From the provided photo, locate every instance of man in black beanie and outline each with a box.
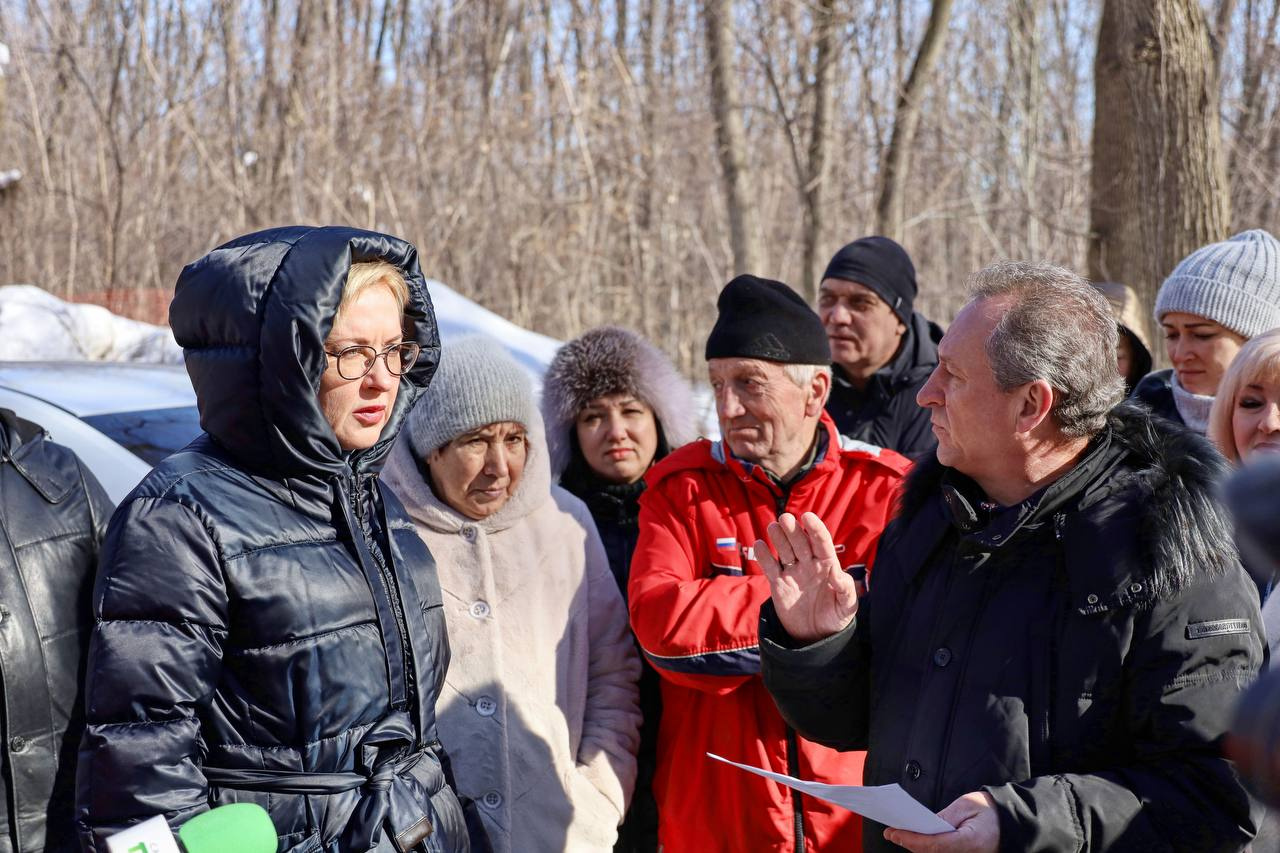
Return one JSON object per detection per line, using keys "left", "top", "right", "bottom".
{"left": 819, "top": 236, "right": 943, "bottom": 459}
{"left": 627, "top": 273, "right": 911, "bottom": 852}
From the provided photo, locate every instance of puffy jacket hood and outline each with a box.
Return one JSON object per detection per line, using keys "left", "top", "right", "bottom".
{"left": 170, "top": 225, "right": 439, "bottom": 479}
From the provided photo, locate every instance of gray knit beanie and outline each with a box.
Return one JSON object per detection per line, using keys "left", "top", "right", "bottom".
{"left": 406, "top": 335, "right": 539, "bottom": 457}
{"left": 1154, "top": 229, "right": 1280, "bottom": 339}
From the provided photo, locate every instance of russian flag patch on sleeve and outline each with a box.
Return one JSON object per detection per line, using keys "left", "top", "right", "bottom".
{"left": 715, "top": 537, "right": 737, "bottom": 551}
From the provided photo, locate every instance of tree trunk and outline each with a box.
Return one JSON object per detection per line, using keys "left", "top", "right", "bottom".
{"left": 704, "top": 0, "right": 764, "bottom": 275}
{"left": 874, "top": 0, "right": 955, "bottom": 239}
{"left": 1088, "top": 0, "right": 1230, "bottom": 352}
{"left": 800, "top": 0, "right": 836, "bottom": 301}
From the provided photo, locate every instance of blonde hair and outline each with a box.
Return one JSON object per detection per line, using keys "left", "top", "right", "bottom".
{"left": 337, "top": 260, "right": 409, "bottom": 321}
{"left": 1209, "top": 328, "right": 1280, "bottom": 462}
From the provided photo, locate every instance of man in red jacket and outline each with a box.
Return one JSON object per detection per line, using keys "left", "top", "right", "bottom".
{"left": 629, "top": 275, "right": 910, "bottom": 852}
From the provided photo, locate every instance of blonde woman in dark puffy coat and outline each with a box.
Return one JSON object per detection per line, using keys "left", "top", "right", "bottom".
{"left": 540, "top": 326, "right": 697, "bottom": 852}
{"left": 76, "top": 227, "right": 467, "bottom": 853}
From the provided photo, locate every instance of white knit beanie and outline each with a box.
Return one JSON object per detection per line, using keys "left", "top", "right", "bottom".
{"left": 405, "top": 335, "right": 540, "bottom": 457}
{"left": 1154, "top": 229, "right": 1280, "bottom": 339}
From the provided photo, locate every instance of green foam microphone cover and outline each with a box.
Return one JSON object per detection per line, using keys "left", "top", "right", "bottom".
{"left": 177, "top": 803, "right": 277, "bottom": 853}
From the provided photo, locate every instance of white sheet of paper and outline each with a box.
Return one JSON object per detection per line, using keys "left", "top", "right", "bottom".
{"left": 707, "top": 752, "right": 955, "bottom": 835}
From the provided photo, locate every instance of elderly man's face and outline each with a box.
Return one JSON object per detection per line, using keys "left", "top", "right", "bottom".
{"left": 917, "top": 297, "right": 1023, "bottom": 479}
{"left": 708, "top": 357, "right": 824, "bottom": 476}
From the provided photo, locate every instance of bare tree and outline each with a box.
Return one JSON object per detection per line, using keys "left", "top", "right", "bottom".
{"left": 1089, "top": 0, "right": 1231, "bottom": 342}
{"left": 704, "top": 0, "right": 764, "bottom": 274}
{"left": 874, "top": 0, "right": 955, "bottom": 239}
{"left": 0, "top": 0, "right": 1276, "bottom": 379}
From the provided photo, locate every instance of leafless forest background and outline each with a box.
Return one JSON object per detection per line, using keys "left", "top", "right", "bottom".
{"left": 0, "top": 0, "right": 1277, "bottom": 374}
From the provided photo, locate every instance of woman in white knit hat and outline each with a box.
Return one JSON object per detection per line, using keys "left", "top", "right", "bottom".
{"left": 1134, "top": 229, "right": 1280, "bottom": 433}
{"left": 382, "top": 335, "right": 641, "bottom": 853}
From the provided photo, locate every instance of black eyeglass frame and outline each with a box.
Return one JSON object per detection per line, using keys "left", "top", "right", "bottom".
{"left": 324, "top": 342, "right": 422, "bottom": 380}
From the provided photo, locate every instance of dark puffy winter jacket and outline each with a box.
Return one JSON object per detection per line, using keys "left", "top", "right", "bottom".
{"left": 76, "top": 226, "right": 468, "bottom": 853}
{"left": 0, "top": 411, "right": 112, "bottom": 853}
{"left": 825, "top": 312, "right": 942, "bottom": 459}
{"left": 762, "top": 403, "right": 1263, "bottom": 852}
{"left": 1131, "top": 367, "right": 1185, "bottom": 426}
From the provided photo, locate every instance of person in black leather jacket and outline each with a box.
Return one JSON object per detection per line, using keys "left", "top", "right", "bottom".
{"left": 75, "top": 226, "right": 469, "bottom": 853}
{"left": 540, "top": 326, "right": 697, "bottom": 852}
{"left": 0, "top": 410, "right": 112, "bottom": 853}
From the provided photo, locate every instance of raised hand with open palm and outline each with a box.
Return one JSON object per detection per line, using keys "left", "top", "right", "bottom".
{"left": 755, "top": 511, "right": 859, "bottom": 643}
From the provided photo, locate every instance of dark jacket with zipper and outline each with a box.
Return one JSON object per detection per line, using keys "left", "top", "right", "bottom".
{"left": 75, "top": 226, "right": 468, "bottom": 853}
{"left": 0, "top": 411, "right": 112, "bottom": 853}
{"left": 761, "top": 403, "right": 1263, "bottom": 852}
{"left": 825, "top": 312, "right": 943, "bottom": 459}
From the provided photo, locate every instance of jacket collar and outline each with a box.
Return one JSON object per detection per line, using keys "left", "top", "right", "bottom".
{"left": 710, "top": 412, "right": 838, "bottom": 488}
{"left": 894, "top": 402, "right": 1235, "bottom": 599}
{"left": 0, "top": 408, "right": 77, "bottom": 503}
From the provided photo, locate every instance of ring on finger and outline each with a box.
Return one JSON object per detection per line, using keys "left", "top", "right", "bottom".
{"left": 780, "top": 559, "right": 798, "bottom": 569}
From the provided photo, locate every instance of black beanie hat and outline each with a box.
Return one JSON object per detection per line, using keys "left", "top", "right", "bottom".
{"left": 821, "top": 236, "right": 917, "bottom": 325}
{"left": 705, "top": 274, "right": 830, "bottom": 364}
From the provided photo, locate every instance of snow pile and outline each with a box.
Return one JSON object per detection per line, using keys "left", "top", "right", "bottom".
{"left": 427, "top": 281, "right": 561, "bottom": 387}
{"left": 0, "top": 286, "right": 185, "bottom": 363}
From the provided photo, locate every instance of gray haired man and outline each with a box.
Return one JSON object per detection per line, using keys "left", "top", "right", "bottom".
{"left": 758, "top": 262, "right": 1263, "bottom": 852}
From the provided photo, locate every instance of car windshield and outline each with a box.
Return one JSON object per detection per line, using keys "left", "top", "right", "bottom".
{"left": 83, "top": 406, "right": 203, "bottom": 466}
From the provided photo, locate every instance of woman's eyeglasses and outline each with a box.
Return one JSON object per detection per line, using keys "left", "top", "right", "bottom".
{"left": 324, "top": 342, "right": 421, "bottom": 380}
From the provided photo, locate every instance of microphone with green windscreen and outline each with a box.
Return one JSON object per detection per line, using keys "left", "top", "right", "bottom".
{"left": 104, "top": 803, "right": 277, "bottom": 853}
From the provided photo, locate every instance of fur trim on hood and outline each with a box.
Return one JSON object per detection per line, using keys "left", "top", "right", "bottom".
{"left": 895, "top": 401, "right": 1236, "bottom": 600}
{"left": 542, "top": 326, "right": 699, "bottom": 476}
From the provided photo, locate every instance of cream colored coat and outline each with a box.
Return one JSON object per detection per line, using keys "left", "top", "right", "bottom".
{"left": 383, "top": 431, "right": 641, "bottom": 853}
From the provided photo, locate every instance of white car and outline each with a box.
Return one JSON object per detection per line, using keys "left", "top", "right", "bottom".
{"left": 0, "top": 362, "right": 200, "bottom": 504}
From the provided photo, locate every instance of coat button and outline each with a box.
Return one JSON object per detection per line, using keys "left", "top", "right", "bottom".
{"left": 1129, "top": 582, "right": 1143, "bottom": 594}
{"left": 475, "top": 695, "right": 498, "bottom": 717}
{"left": 1086, "top": 593, "right": 1099, "bottom": 605}
{"left": 904, "top": 760, "right": 921, "bottom": 780}
{"left": 932, "top": 647, "right": 952, "bottom": 667}
{"left": 481, "top": 790, "right": 503, "bottom": 809}
{"left": 469, "top": 601, "right": 491, "bottom": 619}
{"left": 461, "top": 525, "right": 477, "bottom": 542}
{"left": 9, "top": 736, "right": 27, "bottom": 753}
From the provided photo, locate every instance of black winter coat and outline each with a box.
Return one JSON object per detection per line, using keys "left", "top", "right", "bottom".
{"left": 1131, "top": 368, "right": 1185, "bottom": 426}
{"left": 0, "top": 411, "right": 112, "bottom": 853}
{"left": 76, "top": 227, "right": 468, "bottom": 853}
{"left": 825, "top": 312, "right": 942, "bottom": 459}
{"left": 762, "top": 404, "right": 1263, "bottom": 852}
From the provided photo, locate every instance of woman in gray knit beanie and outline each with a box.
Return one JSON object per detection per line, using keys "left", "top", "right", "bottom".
{"left": 382, "top": 335, "right": 641, "bottom": 852}
{"left": 1134, "top": 229, "right": 1280, "bottom": 433}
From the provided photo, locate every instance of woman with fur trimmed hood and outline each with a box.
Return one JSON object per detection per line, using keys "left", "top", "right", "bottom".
{"left": 541, "top": 326, "right": 697, "bottom": 853}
